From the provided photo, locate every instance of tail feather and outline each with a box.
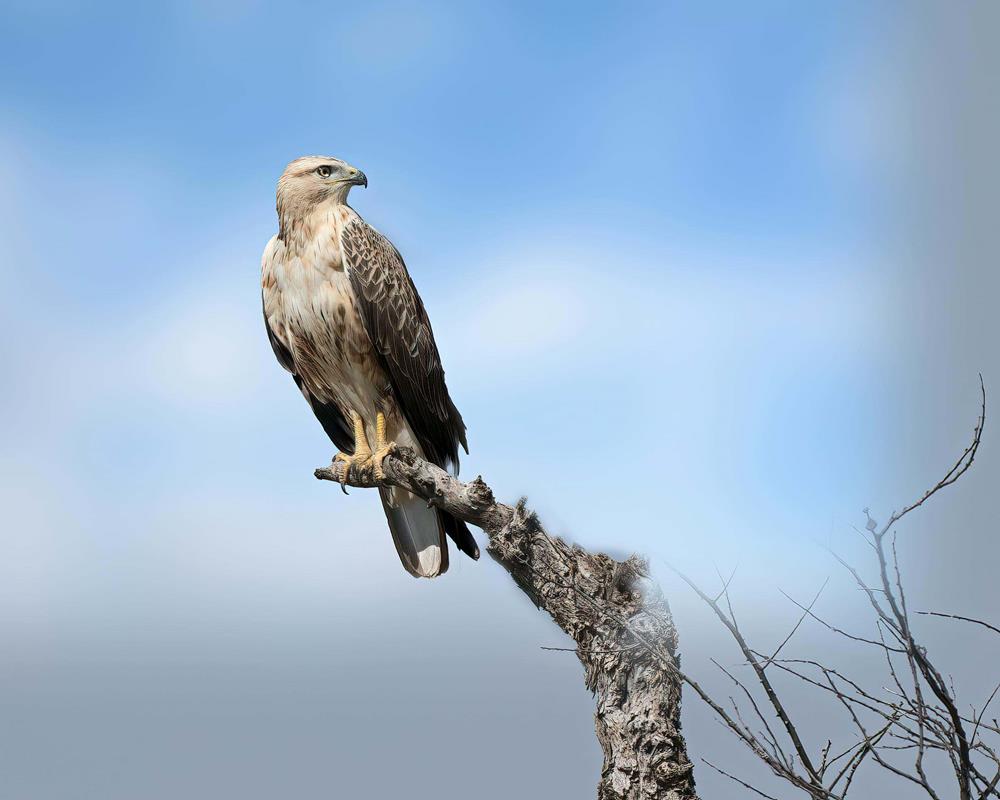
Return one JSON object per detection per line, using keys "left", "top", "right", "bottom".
{"left": 379, "top": 486, "right": 448, "bottom": 578}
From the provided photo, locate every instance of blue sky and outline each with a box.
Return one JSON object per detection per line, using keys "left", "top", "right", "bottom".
{"left": 2, "top": 0, "right": 900, "bottom": 539}
{"left": 2, "top": 2, "right": 997, "bottom": 798}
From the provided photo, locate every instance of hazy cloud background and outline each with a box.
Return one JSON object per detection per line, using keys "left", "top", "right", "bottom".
{"left": 1, "top": 2, "right": 997, "bottom": 798}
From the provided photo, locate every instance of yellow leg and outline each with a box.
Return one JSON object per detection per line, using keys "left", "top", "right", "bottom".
{"left": 351, "top": 410, "right": 372, "bottom": 459}
{"left": 333, "top": 410, "right": 373, "bottom": 490}
{"left": 371, "top": 411, "right": 396, "bottom": 481}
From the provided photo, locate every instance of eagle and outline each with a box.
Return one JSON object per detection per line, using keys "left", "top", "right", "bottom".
{"left": 261, "top": 155, "right": 479, "bottom": 577}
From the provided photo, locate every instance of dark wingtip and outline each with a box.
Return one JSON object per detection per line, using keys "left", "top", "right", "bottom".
{"left": 464, "top": 537, "right": 481, "bottom": 560}
{"left": 462, "top": 540, "right": 481, "bottom": 560}
{"left": 441, "top": 514, "right": 479, "bottom": 561}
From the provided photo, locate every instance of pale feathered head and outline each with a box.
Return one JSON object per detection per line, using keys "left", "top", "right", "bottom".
{"left": 276, "top": 155, "right": 367, "bottom": 226}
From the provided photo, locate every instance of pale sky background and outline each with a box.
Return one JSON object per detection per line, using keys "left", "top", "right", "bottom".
{"left": 1, "top": 2, "right": 997, "bottom": 798}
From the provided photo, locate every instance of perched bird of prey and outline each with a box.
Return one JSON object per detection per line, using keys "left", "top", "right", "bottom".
{"left": 261, "top": 155, "right": 479, "bottom": 577}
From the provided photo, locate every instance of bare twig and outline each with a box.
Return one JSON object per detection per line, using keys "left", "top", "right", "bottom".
{"left": 701, "top": 760, "right": 780, "bottom": 800}
{"left": 760, "top": 578, "right": 830, "bottom": 668}
{"left": 917, "top": 611, "right": 1000, "bottom": 638}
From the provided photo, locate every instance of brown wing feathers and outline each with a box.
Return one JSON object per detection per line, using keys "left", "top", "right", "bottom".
{"left": 340, "top": 219, "right": 467, "bottom": 471}
{"left": 340, "top": 219, "right": 479, "bottom": 562}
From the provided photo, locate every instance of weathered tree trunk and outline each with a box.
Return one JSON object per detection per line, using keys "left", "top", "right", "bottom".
{"left": 316, "top": 447, "right": 698, "bottom": 800}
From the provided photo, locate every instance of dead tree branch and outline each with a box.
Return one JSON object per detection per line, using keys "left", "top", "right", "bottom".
{"left": 315, "top": 447, "right": 698, "bottom": 800}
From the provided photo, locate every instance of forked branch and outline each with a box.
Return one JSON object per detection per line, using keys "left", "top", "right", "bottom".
{"left": 672, "top": 377, "right": 991, "bottom": 800}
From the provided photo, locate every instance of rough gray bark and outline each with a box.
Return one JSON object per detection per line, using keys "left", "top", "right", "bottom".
{"left": 316, "top": 447, "right": 698, "bottom": 800}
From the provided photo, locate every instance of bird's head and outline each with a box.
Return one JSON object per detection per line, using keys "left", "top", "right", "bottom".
{"left": 276, "top": 155, "right": 367, "bottom": 225}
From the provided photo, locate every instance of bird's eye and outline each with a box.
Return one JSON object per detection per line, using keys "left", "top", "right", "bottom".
{"left": 317, "top": 165, "right": 333, "bottom": 178}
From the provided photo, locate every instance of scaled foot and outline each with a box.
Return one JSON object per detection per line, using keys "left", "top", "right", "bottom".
{"left": 371, "top": 411, "right": 397, "bottom": 481}
{"left": 333, "top": 410, "right": 374, "bottom": 491}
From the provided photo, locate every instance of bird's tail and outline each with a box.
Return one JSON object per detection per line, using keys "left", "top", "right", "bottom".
{"left": 379, "top": 485, "right": 449, "bottom": 578}
{"left": 377, "top": 423, "right": 480, "bottom": 578}
{"left": 378, "top": 490, "right": 481, "bottom": 579}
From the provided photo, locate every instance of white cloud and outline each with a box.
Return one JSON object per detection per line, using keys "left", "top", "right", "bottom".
{"left": 435, "top": 238, "right": 897, "bottom": 384}
{"left": 139, "top": 288, "right": 266, "bottom": 409}
{"left": 441, "top": 275, "right": 590, "bottom": 373}
{"left": 0, "top": 455, "right": 86, "bottom": 633}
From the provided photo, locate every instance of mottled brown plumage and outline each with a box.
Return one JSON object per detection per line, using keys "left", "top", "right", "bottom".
{"left": 340, "top": 218, "right": 468, "bottom": 470}
{"left": 261, "top": 155, "right": 477, "bottom": 577}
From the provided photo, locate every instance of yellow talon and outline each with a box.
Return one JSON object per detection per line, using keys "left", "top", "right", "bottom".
{"left": 333, "top": 451, "right": 353, "bottom": 492}
{"left": 333, "top": 410, "right": 374, "bottom": 491}
{"left": 331, "top": 410, "right": 395, "bottom": 485}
